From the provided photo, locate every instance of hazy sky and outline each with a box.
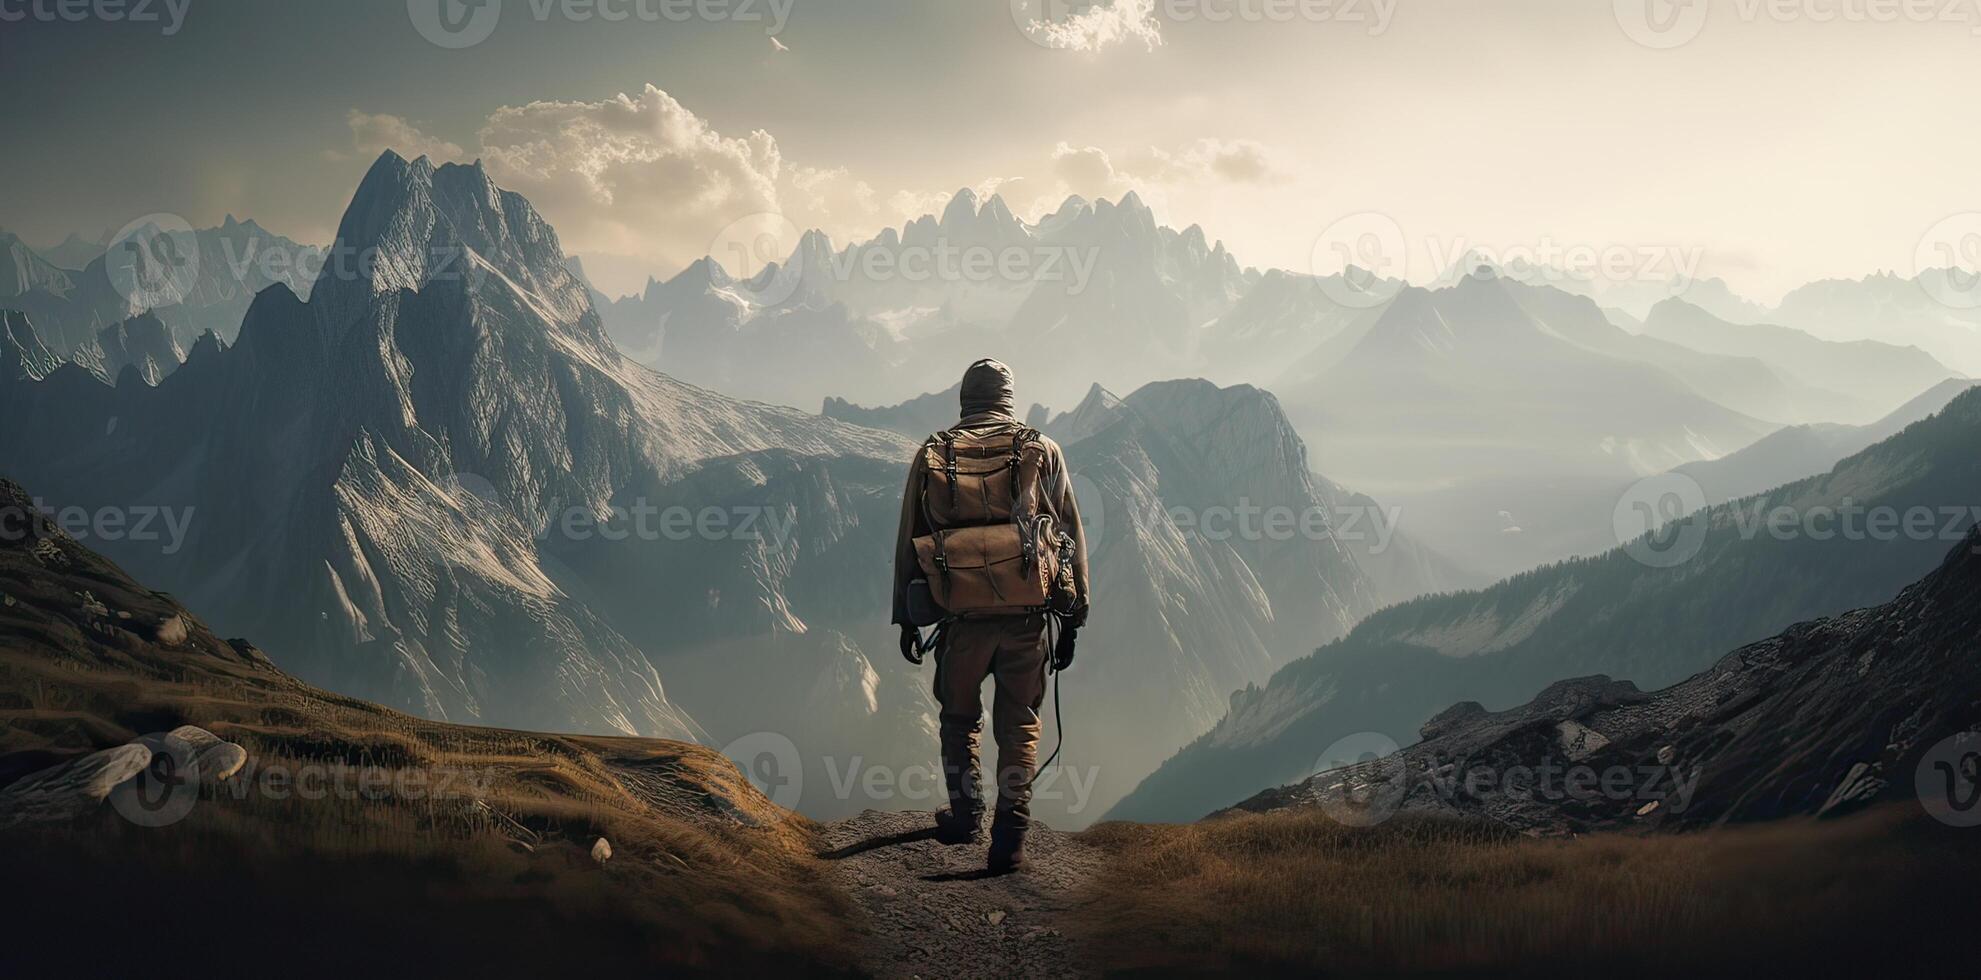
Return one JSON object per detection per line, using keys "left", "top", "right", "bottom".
{"left": 5, "top": 0, "right": 1980, "bottom": 299}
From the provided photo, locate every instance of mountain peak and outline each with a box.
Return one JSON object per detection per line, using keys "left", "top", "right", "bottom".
{"left": 939, "top": 188, "right": 981, "bottom": 227}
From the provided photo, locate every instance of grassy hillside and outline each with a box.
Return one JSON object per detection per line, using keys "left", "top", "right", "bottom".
{"left": 0, "top": 478, "right": 856, "bottom": 976}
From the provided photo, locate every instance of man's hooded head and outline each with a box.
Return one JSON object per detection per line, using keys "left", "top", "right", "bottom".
{"left": 959, "top": 358, "right": 1016, "bottom": 418}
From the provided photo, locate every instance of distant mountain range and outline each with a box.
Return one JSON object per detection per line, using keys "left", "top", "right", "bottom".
{"left": 1111, "top": 384, "right": 1981, "bottom": 823}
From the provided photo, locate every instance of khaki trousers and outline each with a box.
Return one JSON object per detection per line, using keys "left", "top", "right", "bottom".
{"left": 934, "top": 614, "right": 1049, "bottom": 829}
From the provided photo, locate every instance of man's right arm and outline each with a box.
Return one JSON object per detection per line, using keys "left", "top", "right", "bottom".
{"left": 890, "top": 448, "right": 929, "bottom": 627}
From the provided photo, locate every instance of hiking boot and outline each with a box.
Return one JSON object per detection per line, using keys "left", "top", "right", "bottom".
{"left": 987, "top": 822, "right": 1027, "bottom": 873}
{"left": 933, "top": 806, "right": 982, "bottom": 845}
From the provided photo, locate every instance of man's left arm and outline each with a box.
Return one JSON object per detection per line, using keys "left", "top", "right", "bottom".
{"left": 1045, "top": 441, "right": 1090, "bottom": 628}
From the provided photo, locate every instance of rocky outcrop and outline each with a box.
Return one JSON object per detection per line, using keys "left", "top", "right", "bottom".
{"left": 1230, "top": 525, "right": 1981, "bottom": 834}
{"left": 0, "top": 744, "right": 150, "bottom": 828}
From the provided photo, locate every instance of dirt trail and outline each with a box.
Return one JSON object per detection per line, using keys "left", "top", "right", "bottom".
{"left": 820, "top": 810, "right": 1104, "bottom": 979}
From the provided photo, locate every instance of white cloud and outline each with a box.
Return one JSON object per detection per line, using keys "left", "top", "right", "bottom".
{"left": 1145, "top": 139, "right": 1282, "bottom": 185}
{"left": 1050, "top": 138, "right": 1283, "bottom": 201}
{"left": 460, "top": 84, "right": 880, "bottom": 290}
{"left": 1018, "top": 0, "right": 1163, "bottom": 53}
{"left": 346, "top": 111, "right": 465, "bottom": 163}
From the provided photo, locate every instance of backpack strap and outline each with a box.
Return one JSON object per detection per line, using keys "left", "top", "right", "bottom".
{"left": 939, "top": 430, "right": 959, "bottom": 509}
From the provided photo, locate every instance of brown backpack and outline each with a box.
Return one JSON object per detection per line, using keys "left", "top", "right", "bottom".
{"left": 910, "top": 426, "right": 1076, "bottom": 620}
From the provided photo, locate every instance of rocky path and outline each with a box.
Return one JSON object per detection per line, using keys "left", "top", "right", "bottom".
{"left": 819, "top": 810, "right": 1104, "bottom": 979}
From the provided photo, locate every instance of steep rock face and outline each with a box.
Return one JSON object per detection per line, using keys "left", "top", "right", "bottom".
{"left": 69, "top": 312, "right": 186, "bottom": 385}
{"left": 1, "top": 311, "right": 61, "bottom": 382}
{"left": 1111, "top": 386, "right": 1981, "bottom": 823}
{"left": 0, "top": 232, "right": 76, "bottom": 298}
{"left": 0, "top": 152, "right": 906, "bottom": 742}
{"left": 1234, "top": 525, "right": 1981, "bottom": 835}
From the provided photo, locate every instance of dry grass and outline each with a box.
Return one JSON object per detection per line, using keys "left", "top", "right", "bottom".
{"left": 1070, "top": 806, "right": 1981, "bottom": 977}
{"left": 0, "top": 650, "right": 858, "bottom": 977}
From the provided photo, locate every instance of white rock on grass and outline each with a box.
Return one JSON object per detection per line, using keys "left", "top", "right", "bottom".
{"left": 591, "top": 837, "right": 613, "bottom": 864}
{"left": 0, "top": 744, "right": 152, "bottom": 827}
{"left": 132, "top": 726, "right": 249, "bottom": 784}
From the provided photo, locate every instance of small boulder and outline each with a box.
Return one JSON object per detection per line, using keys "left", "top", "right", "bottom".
{"left": 132, "top": 726, "right": 249, "bottom": 784}
{"left": 987, "top": 911, "right": 1007, "bottom": 926}
{"left": 591, "top": 837, "right": 613, "bottom": 864}
{"left": 153, "top": 614, "right": 189, "bottom": 647}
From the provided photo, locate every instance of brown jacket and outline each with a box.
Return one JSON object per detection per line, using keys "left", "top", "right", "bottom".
{"left": 891, "top": 412, "right": 1090, "bottom": 628}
